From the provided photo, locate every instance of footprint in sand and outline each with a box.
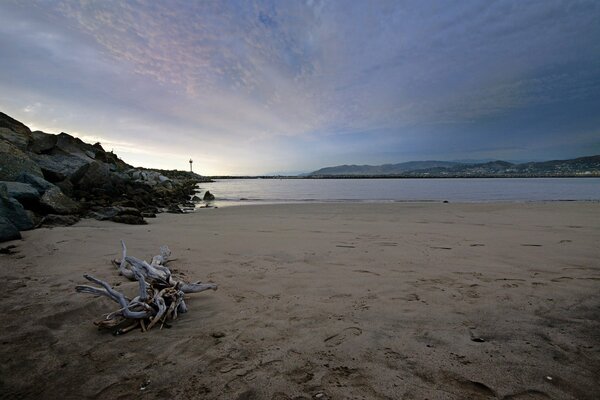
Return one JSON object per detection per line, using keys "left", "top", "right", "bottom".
{"left": 324, "top": 327, "right": 362, "bottom": 347}
{"left": 502, "top": 389, "right": 551, "bottom": 399}
{"left": 352, "top": 269, "right": 380, "bottom": 276}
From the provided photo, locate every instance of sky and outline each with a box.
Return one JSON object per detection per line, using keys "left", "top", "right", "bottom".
{"left": 1, "top": 0, "right": 599, "bottom": 175}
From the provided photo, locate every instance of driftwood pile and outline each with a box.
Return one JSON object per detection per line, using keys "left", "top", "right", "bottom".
{"left": 76, "top": 241, "right": 217, "bottom": 334}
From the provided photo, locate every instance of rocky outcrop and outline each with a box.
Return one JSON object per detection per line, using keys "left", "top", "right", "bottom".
{"left": 0, "top": 184, "right": 34, "bottom": 231}
{"left": 0, "top": 112, "right": 32, "bottom": 150}
{"left": 203, "top": 190, "right": 216, "bottom": 201}
{"left": 0, "top": 215, "right": 21, "bottom": 242}
{"left": 40, "top": 187, "right": 81, "bottom": 215}
{"left": 15, "top": 173, "right": 55, "bottom": 194}
{"left": 40, "top": 214, "right": 80, "bottom": 227}
{"left": 1, "top": 182, "right": 40, "bottom": 205}
{"left": 90, "top": 206, "right": 145, "bottom": 225}
{"left": 0, "top": 110, "right": 210, "bottom": 242}
{"left": 0, "top": 140, "right": 44, "bottom": 181}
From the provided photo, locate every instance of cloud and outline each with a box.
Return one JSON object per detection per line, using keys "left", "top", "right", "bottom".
{"left": 0, "top": 0, "right": 599, "bottom": 173}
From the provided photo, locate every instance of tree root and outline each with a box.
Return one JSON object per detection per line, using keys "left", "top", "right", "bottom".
{"left": 76, "top": 241, "right": 217, "bottom": 334}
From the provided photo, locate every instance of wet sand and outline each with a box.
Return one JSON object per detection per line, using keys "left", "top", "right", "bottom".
{"left": 0, "top": 202, "right": 599, "bottom": 399}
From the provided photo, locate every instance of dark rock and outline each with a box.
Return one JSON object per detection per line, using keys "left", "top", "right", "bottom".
{"left": 166, "top": 205, "right": 183, "bottom": 214}
{"left": 0, "top": 112, "right": 32, "bottom": 150}
{"left": 29, "top": 153, "right": 92, "bottom": 182}
{"left": 15, "top": 172, "right": 55, "bottom": 194}
{"left": 191, "top": 195, "right": 202, "bottom": 201}
{"left": 141, "top": 212, "right": 156, "bottom": 218}
{"left": 55, "top": 179, "right": 74, "bottom": 197}
{"left": 0, "top": 182, "right": 40, "bottom": 204}
{"left": 203, "top": 191, "right": 215, "bottom": 201}
{"left": 0, "top": 140, "right": 43, "bottom": 181}
{"left": 111, "top": 214, "right": 146, "bottom": 224}
{"left": 29, "top": 130, "right": 57, "bottom": 154}
{"left": 0, "top": 215, "right": 21, "bottom": 242}
{"left": 40, "top": 214, "right": 80, "bottom": 227}
{"left": 24, "top": 210, "right": 41, "bottom": 228}
{"left": 55, "top": 132, "right": 99, "bottom": 157}
{"left": 90, "top": 206, "right": 145, "bottom": 225}
{"left": 40, "top": 187, "right": 81, "bottom": 215}
{"left": 0, "top": 184, "right": 35, "bottom": 230}
{"left": 71, "top": 161, "right": 112, "bottom": 190}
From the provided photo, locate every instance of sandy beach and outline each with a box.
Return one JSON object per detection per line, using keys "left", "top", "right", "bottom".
{"left": 0, "top": 202, "right": 599, "bottom": 400}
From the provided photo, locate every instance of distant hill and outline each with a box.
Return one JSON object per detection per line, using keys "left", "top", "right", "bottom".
{"left": 308, "top": 156, "right": 600, "bottom": 177}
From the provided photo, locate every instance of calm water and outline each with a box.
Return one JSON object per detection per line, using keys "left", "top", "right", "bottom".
{"left": 196, "top": 178, "right": 600, "bottom": 207}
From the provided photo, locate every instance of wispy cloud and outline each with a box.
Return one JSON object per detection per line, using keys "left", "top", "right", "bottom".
{"left": 1, "top": 0, "right": 599, "bottom": 173}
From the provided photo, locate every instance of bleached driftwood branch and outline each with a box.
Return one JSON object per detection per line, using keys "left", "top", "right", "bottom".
{"left": 76, "top": 241, "right": 216, "bottom": 334}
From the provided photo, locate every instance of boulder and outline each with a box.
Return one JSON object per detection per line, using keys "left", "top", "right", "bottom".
{"left": 166, "top": 205, "right": 183, "bottom": 214}
{"left": 40, "top": 214, "right": 80, "bottom": 227}
{"left": 203, "top": 190, "right": 215, "bottom": 201}
{"left": 90, "top": 206, "right": 145, "bottom": 225}
{"left": 29, "top": 130, "right": 58, "bottom": 154}
{"left": 191, "top": 195, "right": 202, "bottom": 201}
{"left": 0, "top": 112, "right": 32, "bottom": 150}
{"left": 0, "top": 181, "right": 40, "bottom": 204}
{"left": 0, "top": 128, "right": 30, "bottom": 150}
{"left": 29, "top": 152, "right": 92, "bottom": 182}
{"left": 0, "top": 215, "right": 21, "bottom": 242}
{"left": 111, "top": 214, "right": 146, "bottom": 224}
{"left": 0, "top": 140, "right": 43, "bottom": 181}
{"left": 15, "top": 173, "right": 55, "bottom": 194}
{"left": 0, "top": 184, "right": 35, "bottom": 230}
{"left": 40, "top": 187, "right": 80, "bottom": 215}
{"left": 73, "top": 161, "right": 112, "bottom": 191}
{"left": 55, "top": 179, "right": 74, "bottom": 197}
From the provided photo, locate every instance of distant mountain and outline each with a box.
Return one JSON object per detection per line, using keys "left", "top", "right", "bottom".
{"left": 310, "top": 161, "right": 463, "bottom": 176}
{"left": 308, "top": 156, "right": 600, "bottom": 177}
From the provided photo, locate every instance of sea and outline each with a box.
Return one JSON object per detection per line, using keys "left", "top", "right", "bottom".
{"left": 195, "top": 178, "right": 600, "bottom": 207}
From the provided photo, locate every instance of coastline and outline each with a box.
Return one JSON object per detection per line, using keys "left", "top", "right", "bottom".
{"left": 1, "top": 202, "right": 599, "bottom": 399}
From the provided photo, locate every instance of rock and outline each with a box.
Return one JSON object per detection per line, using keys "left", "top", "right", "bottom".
{"left": 203, "top": 191, "right": 215, "bottom": 201}
{"left": 111, "top": 214, "right": 146, "bottom": 224}
{"left": 24, "top": 210, "right": 41, "bottom": 228}
{"left": 15, "top": 172, "right": 55, "bottom": 194}
{"left": 55, "top": 132, "right": 99, "bottom": 157}
{"left": 90, "top": 206, "right": 146, "bottom": 225}
{"left": 73, "top": 161, "right": 113, "bottom": 191}
{"left": 0, "top": 140, "right": 43, "bottom": 181}
{"left": 0, "top": 215, "right": 21, "bottom": 242}
{"left": 40, "top": 214, "right": 80, "bottom": 227}
{"left": 0, "top": 112, "right": 32, "bottom": 150}
{"left": 0, "top": 181, "right": 40, "bottom": 204}
{"left": 55, "top": 179, "right": 74, "bottom": 197}
{"left": 29, "top": 152, "right": 92, "bottom": 182}
{"left": 141, "top": 212, "right": 156, "bottom": 218}
{"left": 191, "top": 195, "right": 202, "bottom": 202}
{"left": 166, "top": 205, "right": 183, "bottom": 214}
{"left": 40, "top": 187, "right": 80, "bottom": 215}
{"left": 29, "top": 130, "right": 57, "bottom": 154}
{"left": 0, "top": 184, "right": 35, "bottom": 230}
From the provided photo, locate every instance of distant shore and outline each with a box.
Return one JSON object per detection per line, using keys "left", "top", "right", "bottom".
{"left": 1, "top": 202, "right": 598, "bottom": 399}
{"left": 208, "top": 174, "right": 600, "bottom": 179}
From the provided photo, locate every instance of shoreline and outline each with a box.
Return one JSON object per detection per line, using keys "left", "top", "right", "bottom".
{"left": 1, "top": 202, "right": 599, "bottom": 399}
{"left": 197, "top": 198, "right": 600, "bottom": 208}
